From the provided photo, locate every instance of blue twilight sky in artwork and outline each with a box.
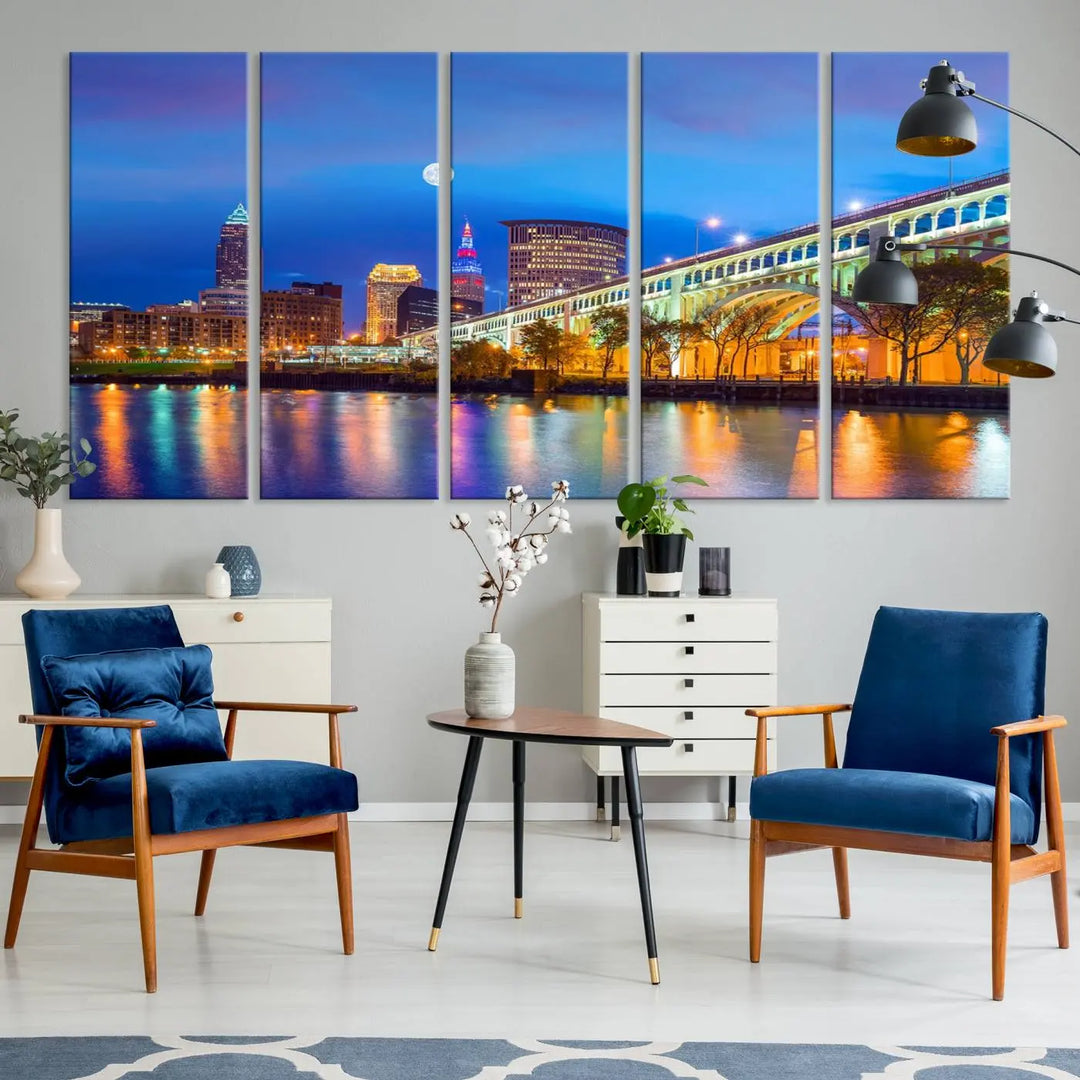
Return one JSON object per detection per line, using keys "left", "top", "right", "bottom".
{"left": 261, "top": 53, "right": 437, "bottom": 334}
{"left": 833, "top": 51, "right": 1009, "bottom": 212}
{"left": 452, "top": 52, "right": 629, "bottom": 308}
{"left": 70, "top": 53, "right": 247, "bottom": 310}
{"left": 642, "top": 52, "right": 819, "bottom": 269}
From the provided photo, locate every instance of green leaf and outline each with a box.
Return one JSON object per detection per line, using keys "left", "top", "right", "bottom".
{"left": 79, "top": 438, "right": 91, "bottom": 455}
{"left": 617, "top": 483, "right": 655, "bottom": 523}
{"left": 672, "top": 499, "right": 689, "bottom": 512}
{"left": 682, "top": 526, "right": 695, "bottom": 541}
{"left": 672, "top": 474, "right": 708, "bottom": 486}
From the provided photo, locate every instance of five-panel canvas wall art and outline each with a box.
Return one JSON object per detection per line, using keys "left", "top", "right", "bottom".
{"left": 68, "top": 51, "right": 1010, "bottom": 502}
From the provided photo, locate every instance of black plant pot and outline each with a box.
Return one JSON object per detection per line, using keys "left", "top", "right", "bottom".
{"left": 615, "top": 515, "right": 646, "bottom": 596}
{"left": 641, "top": 533, "right": 687, "bottom": 597}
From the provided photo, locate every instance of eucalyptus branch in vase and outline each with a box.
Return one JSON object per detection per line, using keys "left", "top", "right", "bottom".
{"left": 450, "top": 480, "right": 571, "bottom": 633}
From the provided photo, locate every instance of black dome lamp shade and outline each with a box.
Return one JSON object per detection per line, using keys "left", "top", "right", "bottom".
{"left": 852, "top": 237, "right": 919, "bottom": 305}
{"left": 897, "top": 61, "right": 978, "bottom": 157}
{"left": 983, "top": 294, "right": 1067, "bottom": 379}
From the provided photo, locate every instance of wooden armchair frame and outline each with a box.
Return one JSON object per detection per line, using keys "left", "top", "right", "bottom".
{"left": 4, "top": 700, "right": 358, "bottom": 993}
{"left": 747, "top": 703, "right": 1069, "bottom": 1000}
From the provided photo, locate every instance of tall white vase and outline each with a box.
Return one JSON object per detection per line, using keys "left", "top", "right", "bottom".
{"left": 464, "top": 631, "right": 515, "bottom": 719}
{"left": 15, "top": 508, "right": 81, "bottom": 600}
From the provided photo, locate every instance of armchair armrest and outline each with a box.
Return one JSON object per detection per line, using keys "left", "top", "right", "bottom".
{"left": 213, "top": 701, "right": 357, "bottom": 768}
{"left": 19, "top": 713, "right": 157, "bottom": 729}
{"left": 745, "top": 704, "right": 851, "bottom": 719}
{"left": 747, "top": 704, "right": 851, "bottom": 777}
{"left": 991, "top": 715, "right": 1067, "bottom": 738}
{"left": 214, "top": 701, "right": 357, "bottom": 715}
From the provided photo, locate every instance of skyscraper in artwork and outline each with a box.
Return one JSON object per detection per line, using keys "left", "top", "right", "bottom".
{"left": 365, "top": 263, "right": 423, "bottom": 343}
{"left": 451, "top": 218, "right": 485, "bottom": 312}
{"left": 215, "top": 202, "right": 248, "bottom": 289}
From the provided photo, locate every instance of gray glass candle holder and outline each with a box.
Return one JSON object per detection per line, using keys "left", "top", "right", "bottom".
{"left": 699, "top": 547, "right": 731, "bottom": 597}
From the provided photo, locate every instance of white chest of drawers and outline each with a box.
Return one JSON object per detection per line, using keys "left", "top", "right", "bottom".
{"left": 582, "top": 593, "right": 778, "bottom": 818}
{"left": 0, "top": 594, "right": 333, "bottom": 779}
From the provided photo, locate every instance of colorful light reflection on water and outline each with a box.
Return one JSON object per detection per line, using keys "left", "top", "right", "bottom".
{"left": 452, "top": 393, "right": 628, "bottom": 499}
{"left": 643, "top": 401, "right": 819, "bottom": 498}
{"left": 261, "top": 389, "right": 437, "bottom": 499}
{"left": 832, "top": 407, "right": 1010, "bottom": 499}
{"left": 70, "top": 383, "right": 247, "bottom": 499}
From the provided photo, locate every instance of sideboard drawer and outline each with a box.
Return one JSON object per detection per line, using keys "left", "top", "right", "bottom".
{"left": 589, "top": 738, "right": 775, "bottom": 776}
{"left": 600, "top": 640, "right": 775, "bottom": 675}
{"left": 172, "top": 600, "right": 331, "bottom": 645}
{"left": 600, "top": 705, "right": 766, "bottom": 741}
{"left": 597, "top": 600, "right": 777, "bottom": 643}
{"left": 600, "top": 673, "right": 776, "bottom": 708}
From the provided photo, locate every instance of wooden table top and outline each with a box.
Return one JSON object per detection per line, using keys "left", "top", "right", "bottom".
{"left": 427, "top": 707, "right": 673, "bottom": 748}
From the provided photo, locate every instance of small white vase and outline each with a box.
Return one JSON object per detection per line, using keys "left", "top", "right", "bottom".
{"left": 464, "top": 631, "right": 515, "bottom": 719}
{"left": 15, "top": 508, "right": 81, "bottom": 600}
{"left": 204, "top": 562, "right": 232, "bottom": 599}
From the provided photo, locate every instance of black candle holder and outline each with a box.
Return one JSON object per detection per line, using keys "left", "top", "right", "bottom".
{"left": 698, "top": 547, "right": 731, "bottom": 596}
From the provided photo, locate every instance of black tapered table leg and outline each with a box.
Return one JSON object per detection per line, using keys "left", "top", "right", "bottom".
{"left": 621, "top": 744, "right": 659, "bottom": 984}
{"left": 428, "top": 735, "right": 484, "bottom": 950}
{"left": 596, "top": 774, "right": 606, "bottom": 822}
{"left": 513, "top": 740, "right": 525, "bottom": 918}
{"left": 727, "top": 775, "right": 738, "bottom": 823}
{"left": 610, "top": 775, "right": 621, "bottom": 841}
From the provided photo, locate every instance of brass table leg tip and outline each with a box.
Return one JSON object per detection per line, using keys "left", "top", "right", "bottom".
{"left": 610, "top": 826, "right": 621, "bottom": 842}
{"left": 514, "top": 898, "right": 523, "bottom": 919}
{"left": 596, "top": 808, "right": 606, "bottom": 822}
{"left": 727, "top": 807, "right": 737, "bottom": 823}
{"left": 648, "top": 957, "right": 660, "bottom": 985}
{"left": 427, "top": 928, "right": 440, "bottom": 951}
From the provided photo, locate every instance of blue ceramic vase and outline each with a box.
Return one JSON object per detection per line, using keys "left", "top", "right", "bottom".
{"left": 216, "top": 545, "right": 261, "bottom": 597}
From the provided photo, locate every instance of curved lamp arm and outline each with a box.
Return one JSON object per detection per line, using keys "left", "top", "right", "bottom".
{"left": 896, "top": 240, "right": 1080, "bottom": 281}
{"left": 968, "top": 91, "right": 1080, "bottom": 161}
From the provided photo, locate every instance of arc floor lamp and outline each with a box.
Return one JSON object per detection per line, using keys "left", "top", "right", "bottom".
{"left": 851, "top": 59, "right": 1080, "bottom": 378}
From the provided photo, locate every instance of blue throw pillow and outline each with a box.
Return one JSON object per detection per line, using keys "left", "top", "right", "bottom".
{"left": 40, "top": 644, "right": 228, "bottom": 787}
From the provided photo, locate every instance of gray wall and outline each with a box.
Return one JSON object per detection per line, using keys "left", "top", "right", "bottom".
{"left": 2, "top": 0, "right": 1079, "bottom": 808}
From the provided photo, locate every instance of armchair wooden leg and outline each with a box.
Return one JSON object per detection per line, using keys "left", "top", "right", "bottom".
{"left": 749, "top": 819, "right": 765, "bottom": 963}
{"left": 5, "top": 727, "right": 52, "bottom": 950}
{"left": 333, "top": 813, "right": 354, "bottom": 955}
{"left": 1044, "top": 730, "right": 1070, "bottom": 949}
{"left": 131, "top": 731, "right": 157, "bottom": 993}
{"left": 194, "top": 850, "right": 216, "bottom": 917}
{"left": 832, "top": 848, "right": 851, "bottom": 919}
{"left": 991, "top": 737, "right": 1011, "bottom": 1001}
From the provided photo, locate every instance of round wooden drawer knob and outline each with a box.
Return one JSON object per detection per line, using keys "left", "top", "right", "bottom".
{"left": 233, "top": 611, "right": 245, "bottom": 623}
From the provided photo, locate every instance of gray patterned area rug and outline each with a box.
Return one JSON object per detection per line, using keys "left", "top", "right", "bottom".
{"left": 2, "top": 1038, "right": 1080, "bottom": 1079}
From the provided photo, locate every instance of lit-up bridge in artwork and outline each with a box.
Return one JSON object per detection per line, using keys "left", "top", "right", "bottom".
{"left": 402, "top": 171, "right": 1009, "bottom": 356}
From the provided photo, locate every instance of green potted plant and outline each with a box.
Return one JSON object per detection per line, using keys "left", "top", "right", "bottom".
{"left": 0, "top": 409, "right": 96, "bottom": 599}
{"left": 617, "top": 475, "right": 707, "bottom": 596}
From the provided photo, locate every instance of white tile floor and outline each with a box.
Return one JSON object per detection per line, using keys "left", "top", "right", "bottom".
{"left": 0, "top": 820, "right": 1078, "bottom": 1045}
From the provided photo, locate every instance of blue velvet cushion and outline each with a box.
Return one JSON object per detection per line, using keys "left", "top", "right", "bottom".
{"left": 751, "top": 767, "right": 1036, "bottom": 844}
{"left": 23, "top": 605, "right": 185, "bottom": 845}
{"left": 40, "top": 644, "right": 228, "bottom": 787}
{"left": 843, "top": 606, "right": 1047, "bottom": 837}
{"left": 52, "top": 759, "right": 359, "bottom": 844}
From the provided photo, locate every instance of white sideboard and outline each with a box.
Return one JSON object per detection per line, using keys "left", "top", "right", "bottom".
{"left": 0, "top": 594, "right": 333, "bottom": 779}
{"left": 582, "top": 592, "right": 778, "bottom": 826}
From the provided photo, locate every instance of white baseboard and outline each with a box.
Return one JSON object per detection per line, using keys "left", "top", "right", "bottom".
{"left": 3, "top": 802, "right": 1080, "bottom": 826}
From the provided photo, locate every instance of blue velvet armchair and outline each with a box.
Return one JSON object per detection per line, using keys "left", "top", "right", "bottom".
{"left": 747, "top": 606, "right": 1068, "bottom": 1000}
{"left": 4, "top": 605, "right": 359, "bottom": 992}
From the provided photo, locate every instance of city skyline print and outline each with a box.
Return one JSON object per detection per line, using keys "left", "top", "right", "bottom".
{"left": 69, "top": 52, "right": 249, "bottom": 499}
{"left": 831, "top": 52, "right": 1010, "bottom": 499}
{"left": 448, "top": 52, "right": 630, "bottom": 499}
{"left": 260, "top": 53, "right": 438, "bottom": 499}
{"left": 641, "top": 52, "right": 821, "bottom": 499}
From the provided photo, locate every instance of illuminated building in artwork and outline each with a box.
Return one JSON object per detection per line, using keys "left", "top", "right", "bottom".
{"left": 215, "top": 203, "right": 248, "bottom": 290}
{"left": 77, "top": 307, "right": 247, "bottom": 354}
{"left": 200, "top": 287, "right": 248, "bottom": 318}
{"left": 451, "top": 218, "right": 485, "bottom": 311}
{"left": 365, "top": 263, "right": 422, "bottom": 343}
{"left": 501, "top": 219, "right": 627, "bottom": 307}
{"left": 260, "top": 283, "right": 344, "bottom": 352}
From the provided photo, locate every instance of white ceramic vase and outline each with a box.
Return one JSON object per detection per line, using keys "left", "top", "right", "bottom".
{"left": 15, "top": 508, "right": 81, "bottom": 600}
{"left": 204, "top": 562, "right": 232, "bottom": 599}
{"left": 464, "top": 631, "right": 515, "bottom": 719}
